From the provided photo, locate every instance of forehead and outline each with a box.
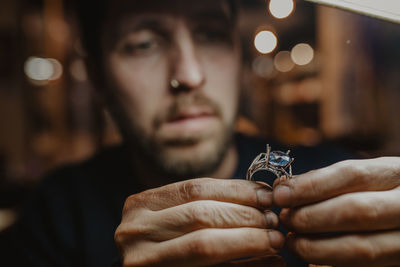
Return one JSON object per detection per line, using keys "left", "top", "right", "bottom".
{"left": 106, "top": 0, "right": 232, "bottom": 28}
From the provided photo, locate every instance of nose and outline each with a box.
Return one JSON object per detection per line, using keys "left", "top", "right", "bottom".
{"left": 169, "top": 23, "right": 205, "bottom": 92}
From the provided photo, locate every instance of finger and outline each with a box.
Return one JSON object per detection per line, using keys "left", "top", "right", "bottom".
{"left": 128, "top": 200, "right": 279, "bottom": 241}
{"left": 216, "top": 255, "right": 285, "bottom": 267}
{"left": 273, "top": 157, "right": 400, "bottom": 208}
{"left": 122, "top": 228, "right": 284, "bottom": 267}
{"left": 124, "top": 178, "right": 273, "bottom": 212}
{"left": 286, "top": 230, "right": 400, "bottom": 267}
{"left": 280, "top": 188, "right": 400, "bottom": 233}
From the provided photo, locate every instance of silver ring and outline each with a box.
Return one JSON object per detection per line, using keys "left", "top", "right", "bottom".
{"left": 246, "top": 144, "right": 294, "bottom": 183}
{"left": 170, "top": 79, "right": 180, "bottom": 89}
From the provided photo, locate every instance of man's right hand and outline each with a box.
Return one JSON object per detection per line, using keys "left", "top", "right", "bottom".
{"left": 114, "top": 178, "right": 285, "bottom": 267}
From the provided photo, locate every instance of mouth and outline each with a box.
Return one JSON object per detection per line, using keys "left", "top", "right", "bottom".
{"left": 168, "top": 108, "right": 215, "bottom": 122}
{"left": 158, "top": 107, "right": 220, "bottom": 138}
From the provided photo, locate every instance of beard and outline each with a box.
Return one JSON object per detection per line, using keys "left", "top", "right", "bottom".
{"left": 116, "top": 93, "right": 236, "bottom": 181}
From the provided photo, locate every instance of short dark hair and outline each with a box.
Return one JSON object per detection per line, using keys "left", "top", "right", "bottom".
{"left": 73, "top": 0, "right": 239, "bottom": 67}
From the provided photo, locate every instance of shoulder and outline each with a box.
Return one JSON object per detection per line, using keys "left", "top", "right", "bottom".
{"left": 9, "top": 145, "right": 133, "bottom": 266}
{"left": 18, "top": 144, "right": 134, "bottom": 229}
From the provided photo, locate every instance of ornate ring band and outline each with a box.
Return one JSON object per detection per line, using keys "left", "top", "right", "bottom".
{"left": 246, "top": 144, "right": 294, "bottom": 184}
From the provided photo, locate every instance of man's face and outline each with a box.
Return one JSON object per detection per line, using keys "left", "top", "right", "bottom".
{"left": 101, "top": 0, "right": 241, "bottom": 178}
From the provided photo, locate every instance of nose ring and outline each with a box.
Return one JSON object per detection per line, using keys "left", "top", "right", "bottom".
{"left": 170, "top": 79, "right": 180, "bottom": 89}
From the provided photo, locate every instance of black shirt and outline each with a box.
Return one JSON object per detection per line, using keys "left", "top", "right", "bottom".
{"left": 1, "top": 134, "right": 354, "bottom": 267}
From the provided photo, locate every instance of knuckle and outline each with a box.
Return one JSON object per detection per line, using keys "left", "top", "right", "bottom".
{"left": 122, "top": 193, "right": 144, "bottom": 214}
{"left": 189, "top": 203, "right": 214, "bottom": 228}
{"left": 391, "top": 157, "right": 400, "bottom": 176}
{"left": 357, "top": 199, "right": 379, "bottom": 222}
{"left": 122, "top": 195, "right": 136, "bottom": 214}
{"left": 382, "top": 157, "right": 400, "bottom": 185}
{"left": 353, "top": 236, "right": 378, "bottom": 262}
{"left": 180, "top": 179, "right": 207, "bottom": 201}
{"left": 340, "top": 197, "right": 380, "bottom": 226}
{"left": 292, "top": 208, "right": 312, "bottom": 232}
{"left": 114, "top": 220, "right": 152, "bottom": 245}
{"left": 339, "top": 160, "right": 370, "bottom": 184}
{"left": 187, "top": 234, "right": 213, "bottom": 257}
{"left": 225, "top": 180, "right": 241, "bottom": 196}
{"left": 114, "top": 225, "right": 126, "bottom": 245}
{"left": 240, "top": 207, "right": 259, "bottom": 225}
{"left": 129, "top": 223, "right": 152, "bottom": 239}
{"left": 293, "top": 238, "right": 315, "bottom": 260}
{"left": 305, "top": 176, "right": 321, "bottom": 200}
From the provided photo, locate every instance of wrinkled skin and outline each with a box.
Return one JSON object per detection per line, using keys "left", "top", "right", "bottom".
{"left": 115, "top": 179, "right": 285, "bottom": 266}
{"left": 273, "top": 157, "right": 400, "bottom": 267}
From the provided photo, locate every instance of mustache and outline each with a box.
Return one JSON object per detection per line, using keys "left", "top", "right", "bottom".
{"left": 154, "top": 93, "right": 222, "bottom": 128}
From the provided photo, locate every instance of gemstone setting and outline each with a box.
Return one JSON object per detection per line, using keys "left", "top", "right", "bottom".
{"left": 246, "top": 144, "right": 294, "bottom": 183}
{"left": 269, "top": 151, "right": 291, "bottom": 167}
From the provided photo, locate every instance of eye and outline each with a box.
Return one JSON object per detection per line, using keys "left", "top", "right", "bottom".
{"left": 136, "top": 40, "right": 154, "bottom": 50}
{"left": 119, "top": 39, "right": 158, "bottom": 56}
{"left": 116, "top": 31, "right": 164, "bottom": 56}
{"left": 126, "top": 40, "right": 156, "bottom": 53}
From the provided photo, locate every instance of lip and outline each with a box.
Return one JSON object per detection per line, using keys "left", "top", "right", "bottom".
{"left": 166, "top": 107, "right": 216, "bottom": 123}
{"left": 159, "top": 109, "right": 219, "bottom": 137}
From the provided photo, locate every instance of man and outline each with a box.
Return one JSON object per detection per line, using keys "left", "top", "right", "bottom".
{"left": 2, "top": 0, "right": 400, "bottom": 266}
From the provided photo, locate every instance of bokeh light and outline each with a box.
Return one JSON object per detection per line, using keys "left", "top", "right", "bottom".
{"left": 274, "top": 51, "right": 295, "bottom": 72}
{"left": 48, "top": 59, "right": 63, "bottom": 80}
{"left": 291, "top": 43, "right": 314, "bottom": 66}
{"left": 252, "top": 56, "right": 275, "bottom": 78}
{"left": 24, "top": 57, "right": 63, "bottom": 82}
{"left": 269, "top": 0, "right": 295, "bottom": 19}
{"left": 254, "top": 30, "right": 278, "bottom": 54}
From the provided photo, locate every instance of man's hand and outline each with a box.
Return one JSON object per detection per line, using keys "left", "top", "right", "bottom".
{"left": 115, "top": 178, "right": 285, "bottom": 267}
{"left": 273, "top": 157, "right": 400, "bottom": 267}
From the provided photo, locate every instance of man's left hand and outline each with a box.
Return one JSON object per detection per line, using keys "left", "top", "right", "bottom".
{"left": 273, "top": 157, "right": 400, "bottom": 267}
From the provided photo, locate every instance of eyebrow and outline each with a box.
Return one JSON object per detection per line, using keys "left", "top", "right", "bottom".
{"left": 132, "top": 18, "right": 171, "bottom": 32}
{"left": 117, "top": 15, "right": 174, "bottom": 37}
{"left": 191, "top": 9, "right": 232, "bottom": 22}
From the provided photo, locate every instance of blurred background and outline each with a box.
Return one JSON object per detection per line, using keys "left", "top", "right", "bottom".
{"left": 0, "top": 0, "right": 399, "bottom": 230}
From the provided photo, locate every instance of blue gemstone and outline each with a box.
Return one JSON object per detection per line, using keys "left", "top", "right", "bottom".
{"left": 269, "top": 151, "right": 290, "bottom": 167}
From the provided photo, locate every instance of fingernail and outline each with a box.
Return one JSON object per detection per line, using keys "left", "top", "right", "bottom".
{"left": 257, "top": 187, "right": 273, "bottom": 208}
{"left": 265, "top": 211, "right": 279, "bottom": 229}
{"left": 268, "top": 230, "right": 284, "bottom": 250}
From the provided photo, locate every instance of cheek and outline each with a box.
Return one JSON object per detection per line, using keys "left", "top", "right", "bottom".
{"left": 107, "top": 55, "right": 169, "bottom": 131}
{"left": 202, "top": 50, "right": 241, "bottom": 120}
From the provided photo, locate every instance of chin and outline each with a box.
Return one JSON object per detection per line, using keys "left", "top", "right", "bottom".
{"left": 155, "top": 133, "right": 230, "bottom": 179}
